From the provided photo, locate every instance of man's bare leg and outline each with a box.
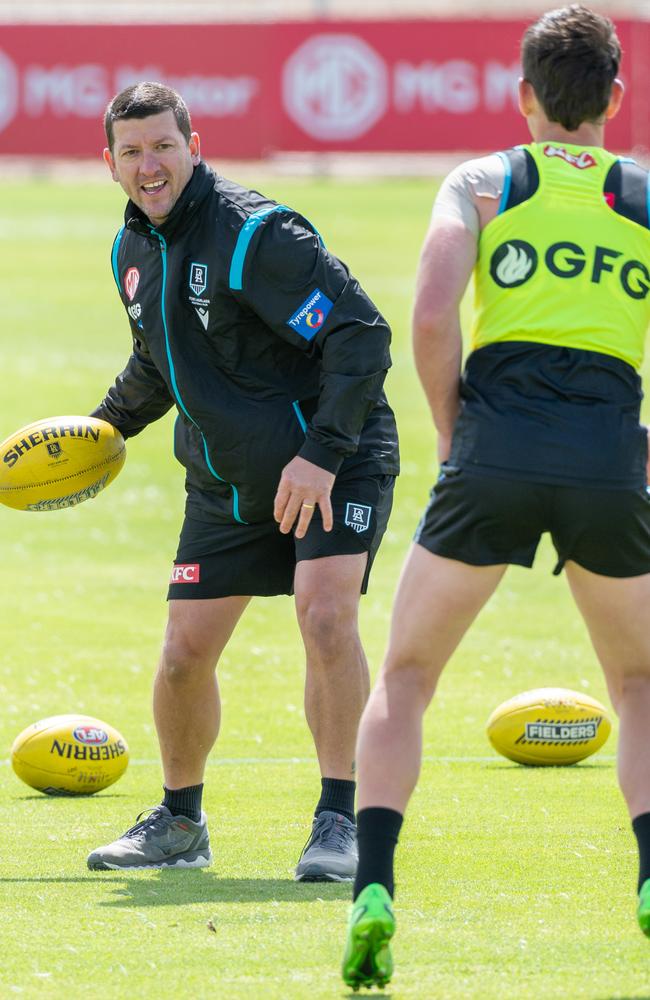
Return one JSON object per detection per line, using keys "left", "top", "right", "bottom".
{"left": 153, "top": 595, "right": 250, "bottom": 788}
{"left": 564, "top": 562, "right": 650, "bottom": 932}
{"left": 293, "top": 552, "right": 369, "bottom": 881}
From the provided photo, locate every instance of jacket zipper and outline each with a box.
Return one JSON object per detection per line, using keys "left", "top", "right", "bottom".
{"left": 152, "top": 229, "right": 247, "bottom": 525}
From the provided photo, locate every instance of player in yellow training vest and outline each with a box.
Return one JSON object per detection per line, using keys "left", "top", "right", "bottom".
{"left": 341, "top": 5, "right": 650, "bottom": 989}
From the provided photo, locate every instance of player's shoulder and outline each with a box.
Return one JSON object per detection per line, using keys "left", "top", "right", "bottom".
{"left": 604, "top": 154, "right": 650, "bottom": 230}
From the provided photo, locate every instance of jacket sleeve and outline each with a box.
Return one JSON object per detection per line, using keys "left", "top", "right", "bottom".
{"left": 235, "top": 212, "right": 392, "bottom": 474}
{"left": 91, "top": 331, "right": 174, "bottom": 439}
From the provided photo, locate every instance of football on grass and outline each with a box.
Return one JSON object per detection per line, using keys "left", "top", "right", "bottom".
{"left": 0, "top": 415, "right": 125, "bottom": 511}
{"left": 486, "top": 687, "right": 611, "bottom": 765}
{"left": 11, "top": 714, "right": 129, "bottom": 794}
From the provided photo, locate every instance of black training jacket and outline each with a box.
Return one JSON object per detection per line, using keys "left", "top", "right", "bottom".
{"left": 92, "top": 161, "right": 399, "bottom": 524}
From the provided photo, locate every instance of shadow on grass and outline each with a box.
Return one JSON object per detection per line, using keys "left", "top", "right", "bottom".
{"left": 482, "top": 762, "right": 612, "bottom": 771}
{"left": 0, "top": 872, "right": 351, "bottom": 906}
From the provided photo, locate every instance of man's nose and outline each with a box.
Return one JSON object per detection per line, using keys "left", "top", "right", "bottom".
{"left": 140, "top": 150, "right": 160, "bottom": 175}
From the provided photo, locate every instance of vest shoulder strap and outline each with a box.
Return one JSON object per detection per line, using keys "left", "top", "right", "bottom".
{"left": 497, "top": 147, "right": 540, "bottom": 215}
{"left": 604, "top": 159, "right": 650, "bottom": 230}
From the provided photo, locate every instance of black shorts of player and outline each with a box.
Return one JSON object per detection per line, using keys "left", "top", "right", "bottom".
{"left": 168, "top": 469, "right": 395, "bottom": 600}
{"left": 415, "top": 466, "right": 650, "bottom": 578}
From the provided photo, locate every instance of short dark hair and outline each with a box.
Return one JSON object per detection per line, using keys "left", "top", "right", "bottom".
{"left": 104, "top": 82, "right": 192, "bottom": 150}
{"left": 521, "top": 5, "right": 621, "bottom": 132}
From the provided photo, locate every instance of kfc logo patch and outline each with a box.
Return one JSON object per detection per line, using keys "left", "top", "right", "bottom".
{"left": 170, "top": 563, "right": 201, "bottom": 584}
{"left": 124, "top": 267, "right": 140, "bottom": 301}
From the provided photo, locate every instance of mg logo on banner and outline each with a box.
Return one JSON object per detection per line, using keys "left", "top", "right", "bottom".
{"left": 283, "top": 34, "right": 388, "bottom": 141}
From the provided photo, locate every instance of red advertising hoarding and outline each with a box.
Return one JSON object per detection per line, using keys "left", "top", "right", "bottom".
{"left": 0, "top": 21, "right": 648, "bottom": 158}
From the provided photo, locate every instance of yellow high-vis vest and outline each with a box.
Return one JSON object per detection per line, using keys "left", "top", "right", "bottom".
{"left": 472, "top": 142, "right": 650, "bottom": 370}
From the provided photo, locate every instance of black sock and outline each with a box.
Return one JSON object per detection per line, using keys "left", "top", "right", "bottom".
{"left": 315, "top": 777, "right": 356, "bottom": 824}
{"left": 162, "top": 783, "right": 204, "bottom": 823}
{"left": 632, "top": 812, "right": 650, "bottom": 893}
{"left": 353, "top": 806, "right": 403, "bottom": 900}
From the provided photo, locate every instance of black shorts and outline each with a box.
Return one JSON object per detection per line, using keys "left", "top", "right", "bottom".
{"left": 168, "top": 469, "right": 395, "bottom": 599}
{"left": 415, "top": 466, "right": 650, "bottom": 578}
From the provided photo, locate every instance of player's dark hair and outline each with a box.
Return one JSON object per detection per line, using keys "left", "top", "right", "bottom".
{"left": 104, "top": 82, "right": 192, "bottom": 150}
{"left": 521, "top": 5, "right": 621, "bottom": 132}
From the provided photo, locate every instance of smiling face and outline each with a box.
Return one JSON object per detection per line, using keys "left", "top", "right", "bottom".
{"left": 103, "top": 110, "right": 201, "bottom": 226}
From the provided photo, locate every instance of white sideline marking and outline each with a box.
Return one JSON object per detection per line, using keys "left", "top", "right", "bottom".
{"left": 0, "top": 754, "right": 617, "bottom": 767}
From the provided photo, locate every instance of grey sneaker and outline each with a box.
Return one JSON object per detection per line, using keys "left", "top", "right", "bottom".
{"left": 87, "top": 805, "right": 212, "bottom": 871}
{"left": 295, "top": 810, "right": 358, "bottom": 882}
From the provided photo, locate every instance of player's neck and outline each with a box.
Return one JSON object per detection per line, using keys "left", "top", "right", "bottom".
{"left": 529, "top": 120, "right": 605, "bottom": 149}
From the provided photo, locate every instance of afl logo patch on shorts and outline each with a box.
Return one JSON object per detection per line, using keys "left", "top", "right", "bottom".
{"left": 170, "top": 563, "right": 201, "bottom": 583}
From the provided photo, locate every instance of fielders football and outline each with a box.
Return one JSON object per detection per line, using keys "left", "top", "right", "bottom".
{"left": 2, "top": 4, "right": 650, "bottom": 1000}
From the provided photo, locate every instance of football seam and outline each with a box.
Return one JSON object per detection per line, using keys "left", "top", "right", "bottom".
{"left": 0, "top": 444, "right": 125, "bottom": 491}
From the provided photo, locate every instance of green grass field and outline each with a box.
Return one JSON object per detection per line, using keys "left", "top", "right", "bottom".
{"left": 1, "top": 172, "right": 649, "bottom": 999}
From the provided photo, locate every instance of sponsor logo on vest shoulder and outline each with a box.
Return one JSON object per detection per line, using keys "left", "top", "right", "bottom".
{"left": 170, "top": 563, "right": 201, "bottom": 583}
{"left": 344, "top": 502, "right": 372, "bottom": 533}
{"left": 544, "top": 145, "right": 597, "bottom": 169}
{"left": 490, "top": 240, "right": 538, "bottom": 287}
{"left": 124, "top": 267, "right": 140, "bottom": 301}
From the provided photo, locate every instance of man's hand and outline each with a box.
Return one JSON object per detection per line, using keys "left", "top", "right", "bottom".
{"left": 274, "top": 456, "right": 335, "bottom": 538}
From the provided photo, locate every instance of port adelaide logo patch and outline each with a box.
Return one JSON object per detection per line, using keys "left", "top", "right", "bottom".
{"left": 189, "top": 262, "right": 210, "bottom": 330}
{"left": 490, "top": 240, "right": 538, "bottom": 288}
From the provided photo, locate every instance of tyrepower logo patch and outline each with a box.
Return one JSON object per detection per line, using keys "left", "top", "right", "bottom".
{"left": 543, "top": 145, "right": 597, "bottom": 169}
{"left": 170, "top": 563, "right": 201, "bottom": 584}
{"left": 124, "top": 267, "right": 140, "bottom": 301}
{"left": 286, "top": 288, "right": 334, "bottom": 341}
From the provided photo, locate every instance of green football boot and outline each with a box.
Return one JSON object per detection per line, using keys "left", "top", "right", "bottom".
{"left": 638, "top": 878, "right": 650, "bottom": 937}
{"left": 342, "top": 882, "right": 395, "bottom": 991}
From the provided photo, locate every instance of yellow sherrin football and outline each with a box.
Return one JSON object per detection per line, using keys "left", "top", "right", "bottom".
{"left": 486, "top": 687, "right": 611, "bottom": 765}
{"left": 0, "top": 415, "right": 125, "bottom": 511}
{"left": 11, "top": 714, "right": 129, "bottom": 795}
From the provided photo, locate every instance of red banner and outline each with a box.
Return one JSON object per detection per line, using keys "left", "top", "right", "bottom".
{"left": 0, "top": 21, "right": 648, "bottom": 158}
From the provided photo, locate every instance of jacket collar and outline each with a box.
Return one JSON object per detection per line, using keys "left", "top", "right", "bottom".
{"left": 124, "top": 160, "right": 216, "bottom": 241}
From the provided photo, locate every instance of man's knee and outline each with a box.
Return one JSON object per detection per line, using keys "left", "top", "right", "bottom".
{"left": 296, "top": 592, "right": 360, "bottom": 659}
{"left": 159, "top": 633, "right": 217, "bottom": 685}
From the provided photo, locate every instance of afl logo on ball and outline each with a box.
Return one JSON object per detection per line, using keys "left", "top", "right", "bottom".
{"left": 490, "top": 240, "right": 538, "bottom": 288}
{"left": 124, "top": 267, "right": 140, "bottom": 301}
{"left": 73, "top": 726, "right": 109, "bottom": 746}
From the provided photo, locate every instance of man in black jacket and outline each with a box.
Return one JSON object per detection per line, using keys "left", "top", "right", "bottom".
{"left": 86, "top": 82, "right": 399, "bottom": 880}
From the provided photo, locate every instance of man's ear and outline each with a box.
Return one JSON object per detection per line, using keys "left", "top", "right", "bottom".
{"left": 103, "top": 147, "right": 118, "bottom": 181}
{"left": 605, "top": 78, "right": 625, "bottom": 122}
{"left": 518, "top": 78, "right": 536, "bottom": 118}
{"left": 189, "top": 132, "right": 201, "bottom": 165}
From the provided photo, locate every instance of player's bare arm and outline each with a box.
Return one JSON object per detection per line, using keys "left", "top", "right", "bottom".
{"left": 412, "top": 217, "right": 476, "bottom": 462}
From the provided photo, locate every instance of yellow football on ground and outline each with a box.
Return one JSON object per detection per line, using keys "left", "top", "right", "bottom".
{"left": 0, "top": 415, "right": 125, "bottom": 511}
{"left": 486, "top": 687, "right": 611, "bottom": 765}
{"left": 11, "top": 714, "right": 129, "bottom": 795}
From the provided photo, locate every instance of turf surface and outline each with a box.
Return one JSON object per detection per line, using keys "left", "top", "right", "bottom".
{"left": 1, "top": 173, "right": 649, "bottom": 998}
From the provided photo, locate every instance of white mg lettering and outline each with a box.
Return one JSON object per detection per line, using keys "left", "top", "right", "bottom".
{"left": 114, "top": 67, "right": 258, "bottom": 116}
{"left": 24, "top": 64, "right": 109, "bottom": 117}
{"left": 393, "top": 60, "right": 479, "bottom": 113}
{"left": 483, "top": 61, "right": 520, "bottom": 112}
